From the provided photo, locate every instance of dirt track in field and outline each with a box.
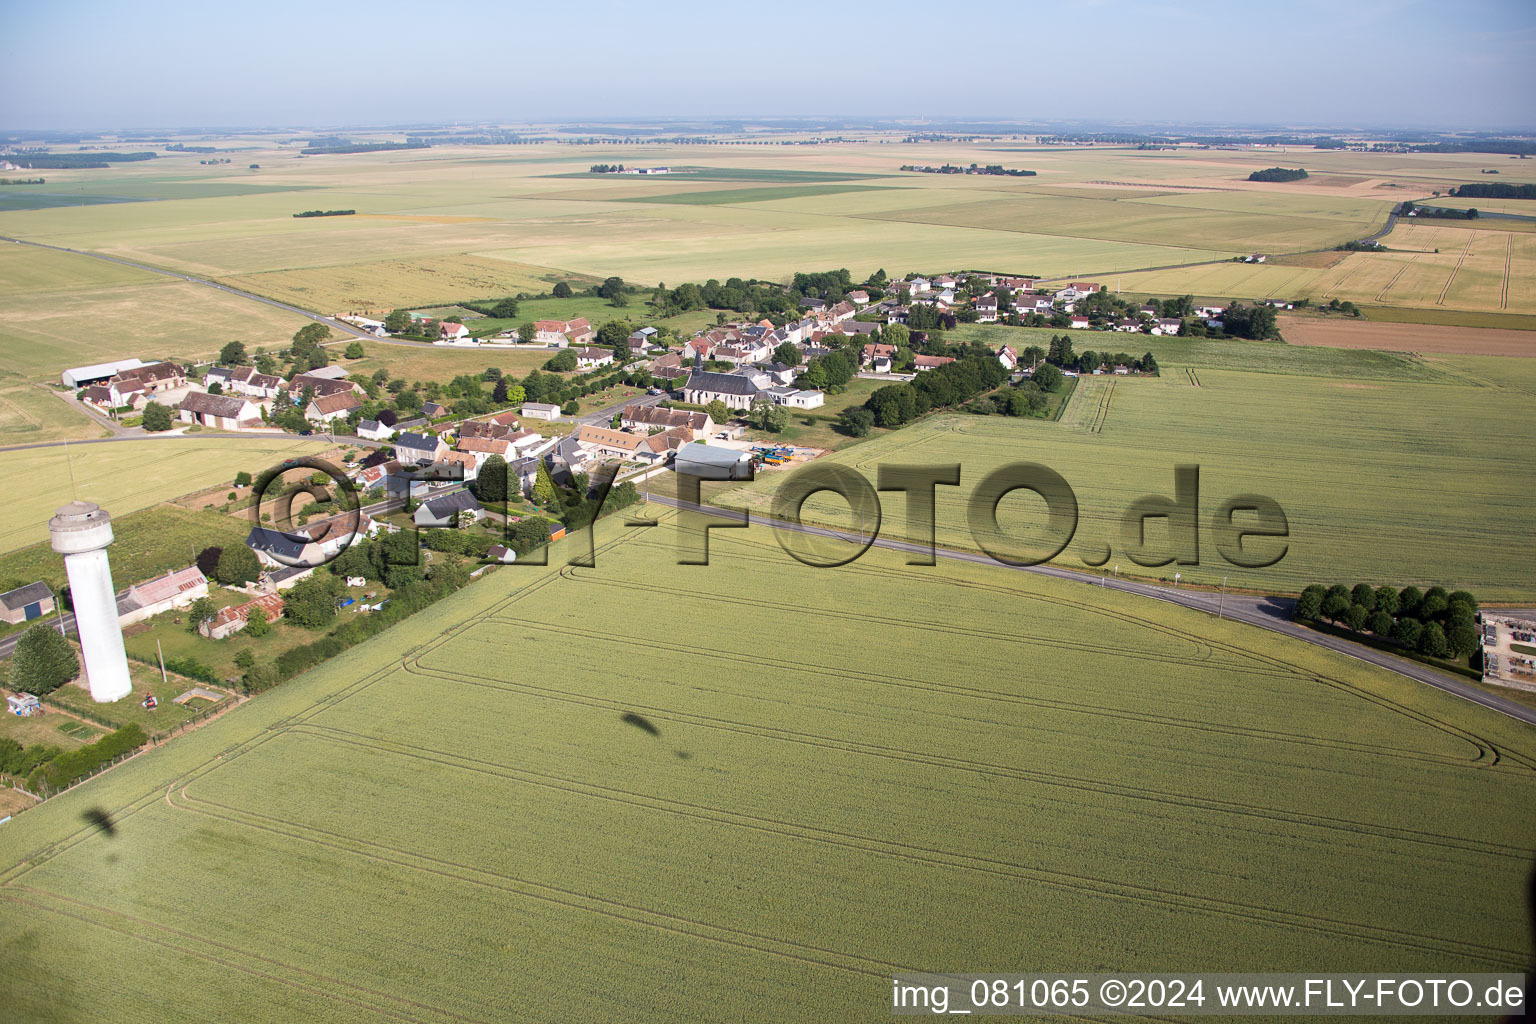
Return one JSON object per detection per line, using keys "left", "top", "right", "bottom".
{"left": 1279, "top": 316, "right": 1536, "bottom": 357}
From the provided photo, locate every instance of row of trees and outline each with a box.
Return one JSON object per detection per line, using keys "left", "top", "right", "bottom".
{"left": 857, "top": 354, "right": 1010, "bottom": 430}
{"left": 0, "top": 723, "right": 148, "bottom": 796}
{"left": 1294, "top": 583, "right": 1481, "bottom": 663}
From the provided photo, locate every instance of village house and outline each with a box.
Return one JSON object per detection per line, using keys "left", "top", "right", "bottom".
{"left": 393, "top": 431, "right": 449, "bottom": 466}
{"left": 764, "top": 387, "right": 826, "bottom": 409}
{"left": 356, "top": 419, "right": 395, "bottom": 441}
{"left": 114, "top": 361, "right": 186, "bottom": 394}
{"left": 1155, "top": 318, "right": 1183, "bottom": 336}
{"left": 1069, "top": 315, "right": 1091, "bottom": 329}
{"left": 0, "top": 582, "right": 54, "bottom": 625}
{"left": 304, "top": 391, "right": 361, "bottom": 425}
{"left": 1014, "top": 294, "right": 1053, "bottom": 316}
{"left": 974, "top": 294, "right": 999, "bottom": 322}
{"left": 459, "top": 410, "right": 521, "bottom": 440}
{"left": 414, "top": 490, "right": 485, "bottom": 529}
{"left": 647, "top": 352, "right": 688, "bottom": 383}
{"left": 997, "top": 345, "right": 1018, "bottom": 371}
{"left": 107, "top": 376, "right": 151, "bottom": 409}
{"left": 574, "top": 347, "right": 614, "bottom": 370}
{"left": 846, "top": 290, "right": 870, "bottom": 306}
{"left": 246, "top": 513, "right": 373, "bottom": 569}
{"left": 619, "top": 404, "right": 714, "bottom": 439}
{"left": 913, "top": 355, "right": 955, "bottom": 372}
{"left": 570, "top": 424, "right": 688, "bottom": 464}
{"left": 421, "top": 401, "right": 448, "bottom": 420}
{"left": 218, "top": 365, "right": 286, "bottom": 400}
{"left": 202, "top": 593, "right": 286, "bottom": 640}
{"left": 286, "top": 373, "right": 359, "bottom": 403}
{"left": 860, "top": 343, "right": 898, "bottom": 368}
{"left": 438, "top": 321, "right": 470, "bottom": 341}
{"left": 533, "top": 318, "right": 595, "bottom": 347}
{"left": 180, "top": 390, "right": 264, "bottom": 430}
{"left": 454, "top": 435, "right": 514, "bottom": 473}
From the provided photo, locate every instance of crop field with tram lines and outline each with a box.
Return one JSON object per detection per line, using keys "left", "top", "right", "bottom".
{"left": 0, "top": 514, "right": 1531, "bottom": 1023}
{"left": 712, "top": 344, "right": 1536, "bottom": 601}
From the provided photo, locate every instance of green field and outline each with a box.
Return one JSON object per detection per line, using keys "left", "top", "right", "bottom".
{"left": 0, "top": 437, "right": 328, "bottom": 554}
{"left": 0, "top": 515, "right": 1530, "bottom": 1022}
{"left": 715, "top": 338, "right": 1536, "bottom": 599}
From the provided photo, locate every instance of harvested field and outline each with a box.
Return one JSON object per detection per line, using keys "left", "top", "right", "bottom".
{"left": 1279, "top": 316, "right": 1536, "bottom": 356}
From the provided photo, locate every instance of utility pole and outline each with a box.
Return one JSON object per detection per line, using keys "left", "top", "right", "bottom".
{"left": 1218, "top": 576, "right": 1228, "bottom": 619}
{"left": 156, "top": 639, "right": 168, "bottom": 684}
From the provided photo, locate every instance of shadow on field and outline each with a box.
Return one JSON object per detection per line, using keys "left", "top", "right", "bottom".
{"left": 620, "top": 712, "right": 660, "bottom": 737}
{"left": 81, "top": 808, "right": 116, "bottom": 837}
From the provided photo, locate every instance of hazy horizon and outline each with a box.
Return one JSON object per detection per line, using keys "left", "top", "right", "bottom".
{"left": 3, "top": 0, "right": 1534, "bottom": 133}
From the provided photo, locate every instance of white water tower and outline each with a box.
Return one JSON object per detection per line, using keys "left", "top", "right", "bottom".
{"left": 48, "top": 501, "right": 132, "bottom": 702}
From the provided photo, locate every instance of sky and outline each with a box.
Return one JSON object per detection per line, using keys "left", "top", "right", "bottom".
{"left": 2, "top": 0, "right": 1534, "bottom": 131}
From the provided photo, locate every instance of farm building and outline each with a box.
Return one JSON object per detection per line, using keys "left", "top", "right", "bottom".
{"left": 202, "top": 593, "right": 285, "bottom": 640}
{"left": 0, "top": 582, "right": 55, "bottom": 624}
{"left": 521, "top": 402, "right": 561, "bottom": 421}
{"left": 414, "top": 491, "right": 485, "bottom": 528}
{"left": 118, "top": 566, "right": 209, "bottom": 627}
{"left": 62, "top": 358, "right": 147, "bottom": 389}
{"left": 674, "top": 445, "right": 753, "bottom": 481}
{"left": 179, "top": 391, "right": 264, "bottom": 430}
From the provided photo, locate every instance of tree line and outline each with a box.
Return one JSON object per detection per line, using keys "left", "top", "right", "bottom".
{"left": 1293, "top": 583, "right": 1481, "bottom": 664}
{"left": 1450, "top": 182, "right": 1536, "bottom": 200}
{"left": 0, "top": 723, "right": 148, "bottom": 796}
{"left": 900, "top": 164, "right": 1037, "bottom": 177}
{"left": 1248, "top": 167, "right": 1308, "bottom": 182}
{"left": 292, "top": 209, "right": 357, "bottom": 218}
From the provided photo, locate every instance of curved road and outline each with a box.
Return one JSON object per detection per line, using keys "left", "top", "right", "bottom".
{"left": 647, "top": 494, "right": 1536, "bottom": 730}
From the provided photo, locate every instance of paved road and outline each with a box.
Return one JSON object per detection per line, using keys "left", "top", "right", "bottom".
{"left": 645, "top": 493, "right": 1536, "bottom": 731}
